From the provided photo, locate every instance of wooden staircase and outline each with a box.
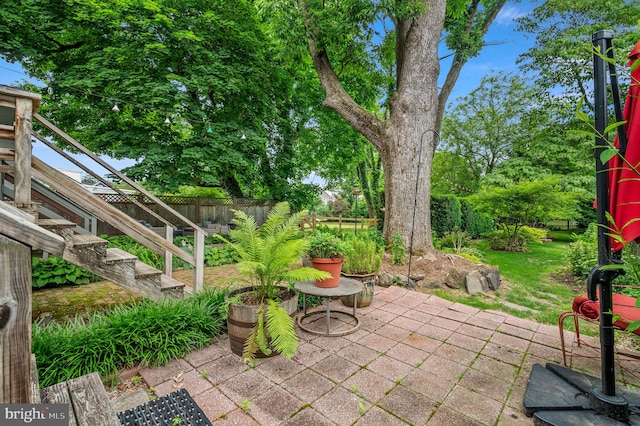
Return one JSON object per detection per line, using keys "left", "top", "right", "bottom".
{"left": 0, "top": 85, "right": 206, "bottom": 300}
{"left": 38, "top": 219, "right": 186, "bottom": 300}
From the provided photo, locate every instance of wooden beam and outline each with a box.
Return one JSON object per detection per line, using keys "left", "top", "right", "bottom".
{"left": 0, "top": 234, "right": 32, "bottom": 403}
{"left": 0, "top": 148, "right": 13, "bottom": 161}
{"left": 13, "top": 98, "right": 32, "bottom": 205}
{"left": 0, "top": 165, "right": 14, "bottom": 173}
{"left": 0, "top": 202, "right": 65, "bottom": 255}
{"left": 0, "top": 87, "right": 41, "bottom": 111}
{"left": 0, "top": 129, "right": 14, "bottom": 140}
{"left": 0, "top": 94, "right": 16, "bottom": 108}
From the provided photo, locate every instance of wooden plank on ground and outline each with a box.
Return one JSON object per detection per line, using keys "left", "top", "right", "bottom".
{"left": 30, "top": 355, "right": 40, "bottom": 403}
{"left": 66, "top": 373, "right": 119, "bottom": 426}
{"left": 41, "top": 382, "right": 76, "bottom": 426}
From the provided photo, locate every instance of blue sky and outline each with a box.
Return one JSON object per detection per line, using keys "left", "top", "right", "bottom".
{"left": 0, "top": 1, "right": 535, "bottom": 174}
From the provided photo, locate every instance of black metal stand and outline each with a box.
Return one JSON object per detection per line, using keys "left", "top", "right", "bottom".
{"left": 523, "top": 30, "right": 640, "bottom": 425}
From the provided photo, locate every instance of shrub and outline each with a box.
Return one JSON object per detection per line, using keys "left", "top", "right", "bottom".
{"left": 431, "top": 194, "right": 462, "bottom": 238}
{"left": 342, "top": 237, "right": 383, "bottom": 274}
{"left": 32, "top": 288, "right": 228, "bottom": 387}
{"left": 390, "top": 233, "right": 406, "bottom": 265}
{"left": 483, "top": 225, "right": 548, "bottom": 251}
{"left": 565, "top": 224, "right": 598, "bottom": 278}
{"left": 204, "top": 245, "right": 241, "bottom": 266}
{"left": 460, "top": 198, "right": 494, "bottom": 238}
{"left": 32, "top": 256, "right": 99, "bottom": 288}
{"left": 439, "top": 230, "right": 470, "bottom": 255}
{"left": 613, "top": 242, "right": 640, "bottom": 298}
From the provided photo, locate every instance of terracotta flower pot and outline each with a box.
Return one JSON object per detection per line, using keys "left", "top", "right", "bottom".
{"left": 310, "top": 257, "right": 344, "bottom": 288}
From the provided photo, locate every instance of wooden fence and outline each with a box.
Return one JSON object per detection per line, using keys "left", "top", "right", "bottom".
{"left": 301, "top": 213, "right": 377, "bottom": 232}
{"left": 96, "top": 195, "right": 274, "bottom": 235}
{"left": 545, "top": 219, "right": 580, "bottom": 230}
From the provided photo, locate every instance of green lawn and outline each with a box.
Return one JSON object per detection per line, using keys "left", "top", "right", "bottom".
{"left": 435, "top": 233, "right": 588, "bottom": 328}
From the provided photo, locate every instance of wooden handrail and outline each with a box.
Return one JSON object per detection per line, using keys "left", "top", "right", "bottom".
{"left": 34, "top": 114, "right": 204, "bottom": 232}
{"left": 31, "top": 157, "right": 196, "bottom": 265}
{"left": 32, "top": 132, "right": 174, "bottom": 229}
{"left": 33, "top": 114, "right": 205, "bottom": 290}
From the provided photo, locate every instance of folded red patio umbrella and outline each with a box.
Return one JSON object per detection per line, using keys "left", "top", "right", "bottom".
{"left": 608, "top": 39, "right": 640, "bottom": 252}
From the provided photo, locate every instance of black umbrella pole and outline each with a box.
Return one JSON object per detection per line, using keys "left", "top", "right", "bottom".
{"left": 588, "top": 29, "right": 629, "bottom": 421}
{"left": 592, "top": 30, "right": 617, "bottom": 398}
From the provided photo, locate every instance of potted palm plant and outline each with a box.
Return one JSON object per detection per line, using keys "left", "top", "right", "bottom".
{"left": 218, "top": 202, "right": 330, "bottom": 363}
{"left": 307, "top": 231, "right": 349, "bottom": 288}
{"left": 340, "top": 236, "right": 383, "bottom": 307}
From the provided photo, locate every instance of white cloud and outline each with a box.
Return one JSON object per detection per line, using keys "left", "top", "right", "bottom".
{"left": 495, "top": 5, "right": 529, "bottom": 26}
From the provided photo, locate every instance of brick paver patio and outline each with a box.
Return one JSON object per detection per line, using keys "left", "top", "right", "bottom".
{"left": 125, "top": 285, "right": 640, "bottom": 425}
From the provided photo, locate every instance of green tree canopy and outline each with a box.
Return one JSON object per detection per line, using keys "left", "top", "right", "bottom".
{"left": 470, "top": 177, "right": 579, "bottom": 250}
{"left": 516, "top": 0, "right": 640, "bottom": 111}
{"left": 0, "top": 0, "right": 324, "bottom": 205}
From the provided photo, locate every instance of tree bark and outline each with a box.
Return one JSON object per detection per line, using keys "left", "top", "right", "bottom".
{"left": 305, "top": 0, "right": 447, "bottom": 252}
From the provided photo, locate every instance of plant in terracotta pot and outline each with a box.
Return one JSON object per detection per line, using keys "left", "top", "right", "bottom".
{"left": 307, "top": 231, "right": 349, "bottom": 288}
{"left": 340, "top": 236, "right": 384, "bottom": 307}
{"left": 218, "top": 202, "right": 330, "bottom": 363}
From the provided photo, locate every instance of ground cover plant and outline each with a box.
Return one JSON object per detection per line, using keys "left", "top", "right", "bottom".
{"left": 32, "top": 256, "right": 100, "bottom": 288}
{"left": 105, "top": 235, "right": 239, "bottom": 271}
{"left": 32, "top": 288, "right": 228, "bottom": 387}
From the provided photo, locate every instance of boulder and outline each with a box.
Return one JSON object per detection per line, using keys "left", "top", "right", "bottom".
{"left": 479, "top": 265, "right": 501, "bottom": 290}
{"left": 444, "top": 268, "right": 468, "bottom": 289}
{"left": 465, "top": 270, "right": 486, "bottom": 294}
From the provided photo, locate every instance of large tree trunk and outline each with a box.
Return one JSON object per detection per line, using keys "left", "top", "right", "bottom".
{"left": 304, "top": 0, "right": 446, "bottom": 252}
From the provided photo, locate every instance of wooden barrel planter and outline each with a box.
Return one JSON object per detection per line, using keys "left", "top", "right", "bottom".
{"left": 340, "top": 273, "right": 376, "bottom": 307}
{"left": 226, "top": 286, "right": 298, "bottom": 358}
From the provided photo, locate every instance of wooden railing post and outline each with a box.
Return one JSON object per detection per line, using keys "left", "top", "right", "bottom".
{"left": 163, "top": 225, "right": 173, "bottom": 277}
{"left": 193, "top": 230, "right": 204, "bottom": 292}
{"left": 0, "top": 234, "right": 32, "bottom": 403}
{"left": 195, "top": 196, "right": 201, "bottom": 225}
{"left": 13, "top": 97, "right": 32, "bottom": 207}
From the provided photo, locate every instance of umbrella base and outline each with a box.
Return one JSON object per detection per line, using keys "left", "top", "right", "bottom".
{"left": 523, "top": 363, "right": 640, "bottom": 425}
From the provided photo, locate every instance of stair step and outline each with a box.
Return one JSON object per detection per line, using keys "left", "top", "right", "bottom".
{"left": 160, "top": 275, "right": 185, "bottom": 298}
{"left": 38, "top": 218, "right": 77, "bottom": 228}
{"left": 161, "top": 275, "right": 185, "bottom": 290}
{"left": 134, "top": 260, "right": 161, "bottom": 279}
{"left": 105, "top": 248, "right": 138, "bottom": 264}
{"left": 73, "top": 233, "right": 108, "bottom": 248}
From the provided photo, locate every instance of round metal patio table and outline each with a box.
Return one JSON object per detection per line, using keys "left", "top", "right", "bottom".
{"left": 295, "top": 278, "right": 363, "bottom": 337}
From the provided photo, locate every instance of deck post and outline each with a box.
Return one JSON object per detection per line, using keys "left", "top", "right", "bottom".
{"left": 193, "top": 230, "right": 204, "bottom": 292}
{"left": 0, "top": 234, "right": 32, "bottom": 403}
{"left": 13, "top": 97, "right": 33, "bottom": 207}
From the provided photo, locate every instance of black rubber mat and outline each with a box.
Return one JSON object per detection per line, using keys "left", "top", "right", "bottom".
{"left": 118, "top": 388, "right": 212, "bottom": 425}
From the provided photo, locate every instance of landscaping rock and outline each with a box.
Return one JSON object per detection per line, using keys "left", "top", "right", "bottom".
{"left": 409, "top": 274, "right": 425, "bottom": 282}
{"left": 395, "top": 274, "right": 416, "bottom": 289}
{"left": 479, "top": 265, "right": 501, "bottom": 290}
{"left": 444, "top": 269, "right": 468, "bottom": 289}
{"left": 419, "top": 280, "right": 443, "bottom": 290}
{"left": 465, "top": 270, "right": 486, "bottom": 294}
{"left": 378, "top": 273, "right": 395, "bottom": 288}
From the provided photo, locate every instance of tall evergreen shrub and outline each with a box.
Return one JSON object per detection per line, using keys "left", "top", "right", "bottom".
{"left": 460, "top": 199, "right": 494, "bottom": 238}
{"left": 430, "top": 194, "right": 462, "bottom": 237}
